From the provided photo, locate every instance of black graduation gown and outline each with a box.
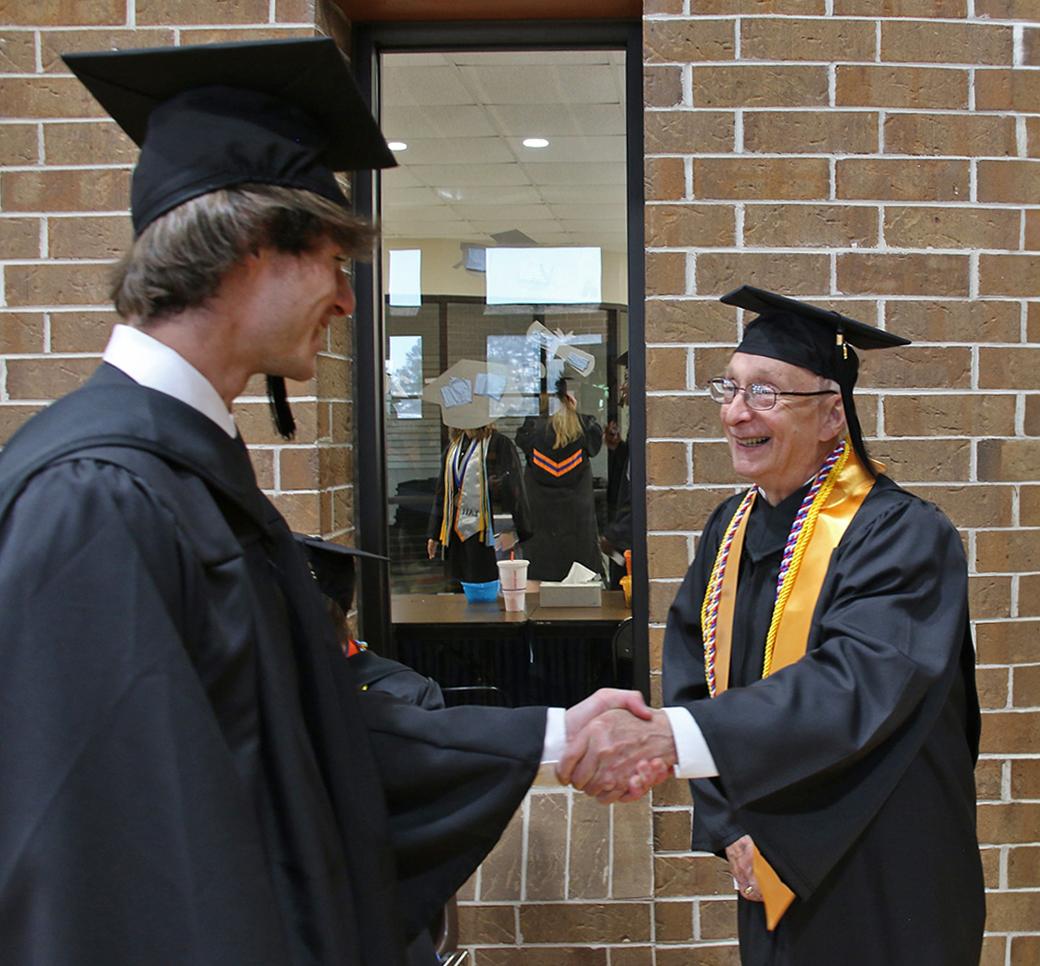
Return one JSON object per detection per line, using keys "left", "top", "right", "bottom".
{"left": 0, "top": 364, "right": 545, "bottom": 966}
{"left": 515, "top": 414, "right": 604, "bottom": 581}
{"left": 663, "top": 476, "right": 984, "bottom": 965}
{"left": 427, "top": 430, "right": 533, "bottom": 583}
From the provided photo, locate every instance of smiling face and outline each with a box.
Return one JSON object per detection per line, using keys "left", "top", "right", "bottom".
{"left": 720, "top": 352, "right": 846, "bottom": 504}
{"left": 239, "top": 237, "right": 356, "bottom": 383}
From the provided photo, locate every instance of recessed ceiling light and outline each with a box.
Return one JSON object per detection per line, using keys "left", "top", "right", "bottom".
{"left": 522, "top": 137, "right": 550, "bottom": 149}
{"left": 388, "top": 141, "right": 408, "bottom": 151}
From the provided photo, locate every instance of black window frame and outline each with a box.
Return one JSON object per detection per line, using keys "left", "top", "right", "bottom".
{"left": 351, "top": 19, "right": 648, "bottom": 699}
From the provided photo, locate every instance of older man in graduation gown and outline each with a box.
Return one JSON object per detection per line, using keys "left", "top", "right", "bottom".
{"left": 0, "top": 39, "right": 651, "bottom": 966}
{"left": 559, "top": 287, "right": 984, "bottom": 964}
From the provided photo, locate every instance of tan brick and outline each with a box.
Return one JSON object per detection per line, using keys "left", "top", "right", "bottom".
{"left": 978, "top": 802, "right": 1040, "bottom": 847}
{"left": 743, "top": 203, "right": 876, "bottom": 249}
{"left": 692, "top": 0, "right": 823, "bottom": 13}
{"left": 979, "top": 347, "right": 1040, "bottom": 390}
{"left": 654, "top": 854, "right": 733, "bottom": 897}
{"left": 644, "top": 18, "right": 734, "bottom": 64}
{"left": 314, "top": 353, "right": 347, "bottom": 399}
{"left": 135, "top": 0, "right": 269, "bottom": 24}
{"left": 980, "top": 847, "right": 1001, "bottom": 890}
{"left": 0, "top": 403, "right": 45, "bottom": 444}
{"left": 742, "top": 18, "right": 875, "bottom": 62}
{"left": 977, "top": 0, "right": 1040, "bottom": 18}
{"left": 868, "top": 438, "right": 970, "bottom": 483}
{"left": 646, "top": 0, "right": 685, "bottom": 11}
{"left": 885, "top": 299, "right": 1020, "bottom": 344}
{"left": 883, "top": 113, "right": 1016, "bottom": 157}
{"left": 0, "top": 76, "right": 106, "bottom": 119}
{"left": 249, "top": 448, "right": 274, "bottom": 491}
{"left": 1014, "top": 665, "right": 1040, "bottom": 709}
{"left": 649, "top": 532, "right": 692, "bottom": 579}
{"left": 567, "top": 794, "right": 609, "bottom": 900}
{"left": 976, "top": 619, "right": 1040, "bottom": 665}
{"left": 975, "top": 759, "right": 1002, "bottom": 801}
{"left": 519, "top": 903, "right": 651, "bottom": 943}
{"left": 178, "top": 26, "right": 314, "bottom": 45}
{"left": 0, "top": 217, "right": 41, "bottom": 259}
{"left": 648, "top": 348, "right": 689, "bottom": 393}
{"left": 646, "top": 486, "right": 737, "bottom": 532}
{"left": 656, "top": 900, "right": 694, "bottom": 942}
{"left": 43, "top": 120, "right": 137, "bottom": 166}
{"left": 1027, "top": 210, "right": 1040, "bottom": 252}
{"left": 835, "top": 0, "right": 966, "bottom": 13}
{"left": 978, "top": 161, "right": 1040, "bottom": 206}
{"left": 980, "top": 889, "right": 1040, "bottom": 933}
{"left": 697, "top": 158, "right": 829, "bottom": 201}
{"left": 982, "top": 936, "right": 1008, "bottom": 966}
{"left": 835, "top": 65, "right": 968, "bottom": 110}
{"left": 647, "top": 251, "right": 687, "bottom": 296}
{"left": 1011, "top": 937, "right": 1040, "bottom": 966}
{"left": 474, "top": 948, "right": 607, "bottom": 966}
{"left": 1030, "top": 304, "right": 1040, "bottom": 344}
{"left": 653, "top": 808, "right": 692, "bottom": 852}
{"left": 48, "top": 215, "right": 132, "bottom": 260}
{"left": 279, "top": 447, "right": 319, "bottom": 491}
{"left": 880, "top": 21, "right": 1012, "bottom": 65}
{"left": 613, "top": 798, "right": 654, "bottom": 899}
{"left": 0, "top": 0, "right": 125, "bottom": 25}
{"left": 49, "top": 310, "right": 120, "bottom": 353}
{"left": 646, "top": 204, "right": 735, "bottom": 249}
{"left": 976, "top": 69, "right": 1040, "bottom": 113}
{"left": 0, "top": 30, "right": 36, "bottom": 71}
{"left": 1028, "top": 117, "right": 1040, "bottom": 158}
{"left": 5, "top": 262, "right": 113, "bottom": 308}
{"left": 837, "top": 253, "right": 969, "bottom": 297}
{"left": 744, "top": 111, "right": 877, "bottom": 155}
{"left": 694, "top": 439, "right": 750, "bottom": 485}
{"left": 646, "top": 157, "right": 686, "bottom": 202}
{"left": 970, "top": 573, "right": 1012, "bottom": 619}
{"left": 1027, "top": 27, "right": 1040, "bottom": 67}
{"left": 0, "top": 313, "right": 44, "bottom": 353}
{"left": 909, "top": 484, "right": 1012, "bottom": 529}
{"left": 0, "top": 123, "right": 38, "bottom": 166}
{"left": 700, "top": 897, "right": 739, "bottom": 940}
{"left": 1020, "top": 574, "right": 1040, "bottom": 616}
{"left": 837, "top": 159, "right": 969, "bottom": 203}
{"left": 270, "top": 491, "right": 321, "bottom": 536}
{"left": 39, "top": 28, "right": 175, "bottom": 72}
{"left": 647, "top": 396, "right": 719, "bottom": 439}
{"left": 884, "top": 206, "right": 1019, "bottom": 251}
{"left": 645, "top": 66, "right": 683, "bottom": 109}
{"left": 646, "top": 299, "right": 739, "bottom": 344}
{"left": 648, "top": 442, "right": 690, "bottom": 488}
{"left": 5, "top": 355, "right": 99, "bottom": 400}
{"left": 976, "top": 666, "right": 1010, "bottom": 709}
{"left": 978, "top": 530, "right": 1040, "bottom": 574}
{"left": 479, "top": 808, "right": 523, "bottom": 900}
{"left": 692, "top": 65, "right": 829, "bottom": 109}
{"left": 884, "top": 393, "right": 1014, "bottom": 438}
{"left": 697, "top": 253, "right": 830, "bottom": 296}
{"left": 656, "top": 945, "right": 741, "bottom": 966}
{"left": 457, "top": 903, "right": 516, "bottom": 945}
{"left": 2, "top": 169, "right": 130, "bottom": 214}
{"left": 527, "top": 793, "right": 568, "bottom": 900}
{"left": 1011, "top": 758, "right": 1040, "bottom": 798}
{"left": 1028, "top": 397, "right": 1040, "bottom": 437}
{"left": 645, "top": 111, "right": 734, "bottom": 155}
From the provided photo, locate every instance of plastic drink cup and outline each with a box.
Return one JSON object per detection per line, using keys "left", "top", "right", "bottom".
{"left": 502, "top": 588, "right": 526, "bottom": 612}
{"left": 497, "top": 558, "right": 529, "bottom": 591}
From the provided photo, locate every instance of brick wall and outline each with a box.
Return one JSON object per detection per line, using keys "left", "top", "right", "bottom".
{"left": 0, "top": 0, "right": 359, "bottom": 543}
{"left": 644, "top": 1, "right": 1040, "bottom": 962}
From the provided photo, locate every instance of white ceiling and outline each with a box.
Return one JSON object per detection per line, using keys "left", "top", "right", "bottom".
{"left": 379, "top": 50, "right": 629, "bottom": 252}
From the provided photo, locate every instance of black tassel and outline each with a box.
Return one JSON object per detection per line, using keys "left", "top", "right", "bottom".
{"left": 266, "top": 375, "right": 296, "bottom": 440}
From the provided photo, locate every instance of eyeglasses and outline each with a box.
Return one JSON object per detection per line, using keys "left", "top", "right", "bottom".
{"left": 707, "top": 376, "right": 838, "bottom": 412}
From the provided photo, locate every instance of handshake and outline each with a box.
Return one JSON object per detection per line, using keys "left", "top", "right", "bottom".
{"left": 556, "top": 689, "right": 677, "bottom": 803}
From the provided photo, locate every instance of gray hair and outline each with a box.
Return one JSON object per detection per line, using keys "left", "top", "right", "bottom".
{"left": 110, "top": 183, "right": 376, "bottom": 321}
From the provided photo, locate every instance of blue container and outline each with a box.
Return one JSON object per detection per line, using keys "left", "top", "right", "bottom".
{"left": 461, "top": 579, "right": 500, "bottom": 603}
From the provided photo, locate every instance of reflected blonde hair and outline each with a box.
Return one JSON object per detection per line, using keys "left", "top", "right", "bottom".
{"left": 551, "top": 396, "right": 582, "bottom": 449}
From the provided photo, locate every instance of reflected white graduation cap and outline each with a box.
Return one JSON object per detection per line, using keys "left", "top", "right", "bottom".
{"left": 422, "top": 359, "right": 515, "bottom": 430}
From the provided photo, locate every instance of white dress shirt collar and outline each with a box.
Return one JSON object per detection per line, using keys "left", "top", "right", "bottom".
{"left": 102, "top": 324, "right": 237, "bottom": 438}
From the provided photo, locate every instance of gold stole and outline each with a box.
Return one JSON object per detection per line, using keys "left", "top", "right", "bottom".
{"left": 712, "top": 448, "right": 877, "bottom": 930}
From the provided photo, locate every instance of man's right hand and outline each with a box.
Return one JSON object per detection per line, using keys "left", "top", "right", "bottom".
{"left": 426, "top": 538, "right": 438, "bottom": 560}
{"left": 726, "top": 834, "right": 763, "bottom": 903}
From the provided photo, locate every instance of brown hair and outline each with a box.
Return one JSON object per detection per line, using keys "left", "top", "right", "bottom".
{"left": 110, "top": 183, "right": 376, "bottom": 322}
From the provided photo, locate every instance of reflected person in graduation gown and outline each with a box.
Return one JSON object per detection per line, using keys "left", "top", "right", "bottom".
{"left": 514, "top": 378, "right": 604, "bottom": 582}
{"left": 426, "top": 425, "right": 532, "bottom": 584}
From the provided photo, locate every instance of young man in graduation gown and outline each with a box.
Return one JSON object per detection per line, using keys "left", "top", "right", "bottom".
{"left": 0, "top": 39, "right": 651, "bottom": 966}
{"left": 558, "top": 287, "right": 984, "bottom": 964}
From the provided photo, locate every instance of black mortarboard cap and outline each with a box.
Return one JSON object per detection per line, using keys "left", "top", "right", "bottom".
{"left": 295, "top": 534, "right": 387, "bottom": 613}
{"left": 62, "top": 38, "right": 396, "bottom": 236}
{"left": 721, "top": 285, "right": 911, "bottom": 475}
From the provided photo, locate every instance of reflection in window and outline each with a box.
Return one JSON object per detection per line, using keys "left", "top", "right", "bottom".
{"left": 388, "top": 335, "right": 423, "bottom": 419}
{"left": 388, "top": 248, "right": 422, "bottom": 307}
{"left": 485, "top": 247, "right": 602, "bottom": 305}
{"left": 487, "top": 334, "right": 539, "bottom": 418}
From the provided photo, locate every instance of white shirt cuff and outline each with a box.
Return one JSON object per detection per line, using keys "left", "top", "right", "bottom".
{"left": 665, "top": 707, "right": 719, "bottom": 779}
{"left": 541, "top": 707, "right": 567, "bottom": 764}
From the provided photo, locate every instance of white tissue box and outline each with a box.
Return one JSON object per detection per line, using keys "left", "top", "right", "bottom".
{"left": 538, "top": 581, "right": 602, "bottom": 608}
